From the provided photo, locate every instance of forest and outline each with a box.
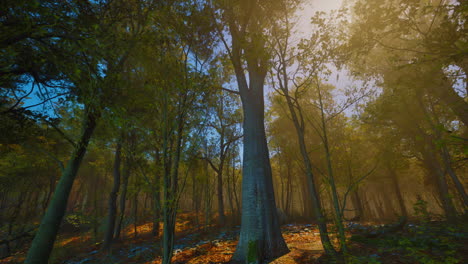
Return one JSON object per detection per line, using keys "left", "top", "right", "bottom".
{"left": 0, "top": 0, "right": 467, "bottom": 263}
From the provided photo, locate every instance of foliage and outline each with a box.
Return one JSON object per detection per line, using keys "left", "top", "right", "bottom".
{"left": 350, "top": 222, "right": 467, "bottom": 264}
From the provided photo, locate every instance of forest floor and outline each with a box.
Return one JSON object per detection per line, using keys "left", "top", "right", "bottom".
{"left": 1, "top": 214, "right": 467, "bottom": 264}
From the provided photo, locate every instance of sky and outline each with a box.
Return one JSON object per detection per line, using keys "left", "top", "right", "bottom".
{"left": 263, "top": 0, "right": 362, "bottom": 117}
{"left": 307, "top": 0, "right": 344, "bottom": 12}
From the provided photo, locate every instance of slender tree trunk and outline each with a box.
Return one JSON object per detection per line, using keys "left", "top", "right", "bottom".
{"left": 317, "top": 86, "right": 348, "bottom": 257}
{"left": 279, "top": 82, "right": 336, "bottom": 256}
{"left": 422, "top": 150, "right": 457, "bottom": 223}
{"left": 152, "top": 189, "right": 161, "bottom": 237}
{"left": 204, "top": 155, "right": 211, "bottom": 230}
{"left": 227, "top": 157, "right": 235, "bottom": 223}
{"left": 351, "top": 190, "right": 363, "bottom": 220}
{"left": 133, "top": 191, "right": 138, "bottom": 239}
{"left": 115, "top": 158, "right": 131, "bottom": 239}
{"left": 388, "top": 167, "right": 408, "bottom": 217}
{"left": 232, "top": 155, "right": 241, "bottom": 220}
{"left": 162, "top": 108, "right": 184, "bottom": 264}
{"left": 42, "top": 176, "right": 55, "bottom": 213}
{"left": 152, "top": 151, "right": 162, "bottom": 237}
{"left": 216, "top": 168, "right": 226, "bottom": 225}
{"left": 102, "top": 137, "right": 123, "bottom": 251}
{"left": 25, "top": 109, "right": 98, "bottom": 264}
{"left": 285, "top": 162, "right": 292, "bottom": 216}
{"left": 347, "top": 164, "right": 363, "bottom": 220}
{"left": 441, "top": 146, "right": 468, "bottom": 208}
{"left": 300, "top": 177, "right": 313, "bottom": 219}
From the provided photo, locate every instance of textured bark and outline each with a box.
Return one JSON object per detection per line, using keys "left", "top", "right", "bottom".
{"left": 102, "top": 137, "right": 123, "bottom": 251}
{"left": 25, "top": 109, "right": 98, "bottom": 264}
{"left": 115, "top": 158, "right": 131, "bottom": 239}
{"left": 225, "top": 5, "right": 289, "bottom": 261}
{"left": 231, "top": 87, "right": 289, "bottom": 263}
{"left": 162, "top": 108, "right": 184, "bottom": 264}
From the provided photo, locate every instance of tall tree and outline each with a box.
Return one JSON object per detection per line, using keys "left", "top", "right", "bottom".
{"left": 21, "top": 1, "right": 152, "bottom": 262}
{"left": 210, "top": 0, "right": 305, "bottom": 261}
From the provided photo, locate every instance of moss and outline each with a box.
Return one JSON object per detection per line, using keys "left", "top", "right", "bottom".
{"left": 247, "top": 240, "right": 258, "bottom": 264}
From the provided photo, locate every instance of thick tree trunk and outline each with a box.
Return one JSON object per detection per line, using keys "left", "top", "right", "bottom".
{"left": 102, "top": 137, "right": 123, "bottom": 251}
{"left": 231, "top": 87, "right": 289, "bottom": 263}
{"left": 25, "top": 109, "right": 98, "bottom": 264}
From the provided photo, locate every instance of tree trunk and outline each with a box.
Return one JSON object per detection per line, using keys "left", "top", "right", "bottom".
{"left": 231, "top": 85, "right": 289, "bottom": 263}
{"left": 388, "top": 167, "right": 408, "bottom": 217}
{"left": 278, "top": 81, "right": 337, "bottom": 257}
{"left": 152, "top": 190, "right": 161, "bottom": 237}
{"left": 115, "top": 158, "right": 131, "bottom": 239}
{"left": 216, "top": 168, "right": 226, "bottom": 225}
{"left": 25, "top": 109, "right": 98, "bottom": 264}
{"left": 162, "top": 109, "right": 184, "bottom": 264}
{"left": 351, "top": 189, "right": 364, "bottom": 220}
{"left": 317, "top": 87, "right": 348, "bottom": 256}
{"left": 133, "top": 191, "right": 138, "bottom": 239}
{"left": 102, "top": 137, "right": 123, "bottom": 251}
{"left": 421, "top": 149, "right": 457, "bottom": 223}
{"left": 232, "top": 155, "right": 241, "bottom": 220}
{"left": 285, "top": 162, "right": 293, "bottom": 216}
{"left": 441, "top": 146, "right": 468, "bottom": 208}
{"left": 152, "top": 151, "right": 162, "bottom": 237}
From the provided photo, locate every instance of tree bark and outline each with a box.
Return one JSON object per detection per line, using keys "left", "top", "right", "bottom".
{"left": 216, "top": 168, "right": 226, "bottom": 225}
{"left": 278, "top": 79, "right": 337, "bottom": 256}
{"left": 441, "top": 146, "right": 468, "bottom": 208}
{"left": 231, "top": 84, "right": 289, "bottom": 263}
{"left": 114, "top": 157, "right": 131, "bottom": 239}
{"left": 25, "top": 109, "right": 98, "bottom": 264}
{"left": 162, "top": 105, "right": 185, "bottom": 264}
{"left": 152, "top": 151, "right": 162, "bottom": 237}
{"left": 102, "top": 136, "right": 123, "bottom": 251}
